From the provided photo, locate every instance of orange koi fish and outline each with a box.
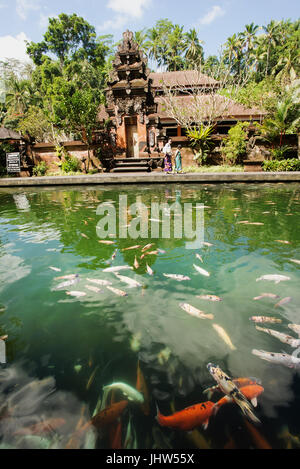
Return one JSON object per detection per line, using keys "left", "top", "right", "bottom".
{"left": 156, "top": 401, "right": 215, "bottom": 431}
{"left": 214, "top": 385, "right": 264, "bottom": 412}
{"left": 244, "top": 419, "right": 272, "bottom": 449}
{"left": 109, "top": 420, "right": 123, "bottom": 449}
{"left": 203, "top": 377, "right": 261, "bottom": 399}
{"left": 91, "top": 400, "right": 128, "bottom": 429}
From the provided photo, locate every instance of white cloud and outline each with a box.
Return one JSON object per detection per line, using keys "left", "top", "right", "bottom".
{"left": 98, "top": 15, "right": 127, "bottom": 32}
{"left": 198, "top": 5, "right": 225, "bottom": 26}
{"left": 16, "top": 0, "right": 41, "bottom": 21}
{"left": 107, "top": 0, "right": 151, "bottom": 18}
{"left": 0, "top": 32, "right": 32, "bottom": 62}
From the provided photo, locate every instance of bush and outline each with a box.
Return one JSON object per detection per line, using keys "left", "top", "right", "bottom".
{"left": 0, "top": 142, "right": 16, "bottom": 176}
{"left": 221, "top": 122, "right": 249, "bottom": 165}
{"left": 270, "top": 145, "right": 293, "bottom": 160}
{"left": 61, "top": 154, "right": 80, "bottom": 173}
{"left": 263, "top": 159, "right": 300, "bottom": 172}
{"left": 33, "top": 161, "right": 48, "bottom": 176}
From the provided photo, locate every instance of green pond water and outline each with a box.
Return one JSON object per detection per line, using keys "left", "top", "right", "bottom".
{"left": 0, "top": 182, "right": 300, "bottom": 449}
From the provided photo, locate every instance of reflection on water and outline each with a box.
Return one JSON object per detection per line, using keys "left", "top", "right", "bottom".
{"left": 0, "top": 183, "right": 299, "bottom": 449}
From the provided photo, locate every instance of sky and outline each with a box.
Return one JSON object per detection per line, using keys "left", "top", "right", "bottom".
{"left": 0, "top": 0, "right": 299, "bottom": 65}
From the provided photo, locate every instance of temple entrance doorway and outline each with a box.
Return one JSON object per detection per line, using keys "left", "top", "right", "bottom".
{"left": 125, "top": 117, "right": 139, "bottom": 158}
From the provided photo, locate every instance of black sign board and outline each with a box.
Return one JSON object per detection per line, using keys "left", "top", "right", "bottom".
{"left": 6, "top": 152, "right": 21, "bottom": 173}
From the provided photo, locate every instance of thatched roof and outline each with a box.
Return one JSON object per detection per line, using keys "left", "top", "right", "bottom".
{"left": 0, "top": 127, "right": 23, "bottom": 140}
{"left": 149, "top": 70, "right": 220, "bottom": 89}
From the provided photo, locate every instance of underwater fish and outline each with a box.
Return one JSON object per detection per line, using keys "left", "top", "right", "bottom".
{"left": 253, "top": 293, "right": 280, "bottom": 300}
{"left": 103, "top": 382, "right": 144, "bottom": 404}
{"left": 163, "top": 274, "right": 191, "bottom": 281}
{"left": 122, "top": 245, "right": 141, "bottom": 251}
{"left": 142, "top": 244, "right": 155, "bottom": 252}
{"left": 98, "top": 240, "right": 115, "bottom": 245}
{"left": 108, "top": 420, "right": 123, "bottom": 450}
{"left": 49, "top": 266, "right": 61, "bottom": 272}
{"left": 203, "top": 242, "right": 213, "bottom": 247}
{"left": 252, "top": 349, "right": 300, "bottom": 369}
{"left": 156, "top": 401, "right": 215, "bottom": 431}
{"left": 87, "top": 278, "right": 112, "bottom": 286}
{"left": 203, "top": 377, "right": 261, "bottom": 399}
{"left": 81, "top": 233, "right": 89, "bottom": 239}
{"left": 197, "top": 295, "right": 222, "bottom": 302}
{"left": 212, "top": 324, "right": 236, "bottom": 351}
{"left": 136, "top": 361, "right": 150, "bottom": 416}
{"left": 244, "top": 419, "right": 272, "bottom": 450}
{"left": 86, "top": 366, "right": 99, "bottom": 391}
{"left": 134, "top": 256, "right": 139, "bottom": 270}
{"left": 144, "top": 250, "right": 159, "bottom": 256}
{"left": 255, "top": 326, "right": 300, "bottom": 348}
{"left": 146, "top": 264, "right": 154, "bottom": 276}
{"left": 207, "top": 363, "right": 260, "bottom": 424}
{"left": 114, "top": 274, "right": 142, "bottom": 288}
{"left": 85, "top": 285, "right": 103, "bottom": 293}
{"left": 250, "top": 316, "right": 282, "bottom": 324}
{"left": 103, "top": 266, "right": 133, "bottom": 273}
{"left": 275, "top": 297, "right": 292, "bottom": 308}
{"left": 193, "top": 264, "right": 210, "bottom": 277}
{"left": 196, "top": 254, "right": 203, "bottom": 263}
{"left": 106, "top": 286, "right": 128, "bottom": 297}
{"left": 214, "top": 384, "right": 264, "bottom": 411}
{"left": 256, "top": 274, "right": 291, "bottom": 284}
{"left": 111, "top": 250, "right": 117, "bottom": 260}
{"left": 179, "top": 303, "right": 214, "bottom": 320}
{"left": 53, "top": 277, "right": 80, "bottom": 291}
{"left": 66, "top": 291, "right": 86, "bottom": 298}
{"left": 289, "top": 259, "right": 300, "bottom": 265}
{"left": 275, "top": 240, "right": 291, "bottom": 244}
{"left": 247, "top": 222, "right": 264, "bottom": 226}
{"left": 288, "top": 324, "right": 300, "bottom": 337}
{"left": 55, "top": 274, "right": 79, "bottom": 281}
{"left": 157, "top": 249, "right": 166, "bottom": 254}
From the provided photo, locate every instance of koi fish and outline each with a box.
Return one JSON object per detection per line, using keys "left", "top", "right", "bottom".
{"left": 256, "top": 326, "right": 300, "bottom": 348}
{"left": 163, "top": 273, "right": 191, "bottom": 281}
{"left": 144, "top": 251, "right": 158, "bottom": 256}
{"left": 252, "top": 350, "right": 300, "bottom": 369}
{"left": 114, "top": 274, "right": 142, "bottom": 288}
{"left": 122, "top": 245, "right": 141, "bottom": 251}
{"left": 142, "top": 244, "right": 155, "bottom": 252}
{"left": 193, "top": 264, "right": 210, "bottom": 277}
{"left": 203, "top": 242, "right": 213, "bottom": 247}
{"left": 197, "top": 295, "right": 222, "bottom": 302}
{"left": 203, "top": 377, "right": 261, "bottom": 399}
{"left": 87, "top": 278, "right": 112, "bottom": 286}
{"left": 134, "top": 256, "right": 139, "bottom": 269}
{"left": 49, "top": 266, "right": 61, "bottom": 272}
{"left": 157, "top": 249, "right": 166, "bottom": 254}
{"left": 289, "top": 259, "right": 300, "bottom": 265}
{"left": 212, "top": 324, "right": 236, "bottom": 351}
{"left": 136, "top": 361, "right": 150, "bottom": 416}
{"left": 86, "top": 366, "right": 100, "bottom": 391}
{"left": 109, "top": 420, "right": 122, "bottom": 449}
{"left": 214, "top": 385, "right": 264, "bottom": 412}
{"left": 81, "top": 233, "right": 89, "bottom": 239}
{"left": 103, "top": 266, "right": 133, "bottom": 273}
{"left": 196, "top": 254, "right": 203, "bottom": 263}
{"left": 53, "top": 277, "right": 80, "bottom": 290}
{"left": 77, "top": 401, "right": 129, "bottom": 432}
{"left": 66, "top": 291, "right": 86, "bottom": 298}
{"left": 244, "top": 419, "right": 272, "bottom": 449}
{"left": 288, "top": 324, "right": 300, "bottom": 337}
{"left": 55, "top": 274, "right": 79, "bottom": 281}
{"left": 106, "top": 286, "right": 128, "bottom": 297}
{"left": 146, "top": 264, "right": 154, "bottom": 276}
{"left": 275, "top": 240, "right": 291, "bottom": 244}
{"left": 253, "top": 293, "right": 280, "bottom": 300}
{"left": 156, "top": 401, "right": 215, "bottom": 431}
{"left": 256, "top": 274, "right": 291, "bottom": 284}
{"left": 207, "top": 363, "right": 260, "bottom": 424}
{"left": 103, "top": 383, "right": 144, "bottom": 404}
{"left": 111, "top": 250, "right": 117, "bottom": 260}
{"left": 250, "top": 316, "right": 282, "bottom": 324}
{"left": 180, "top": 303, "right": 214, "bottom": 320}
{"left": 98, "top": 240, "right": 115, "bottom": 245}
{"left": 275, "top": 297, "right": 292, "bottom": 308}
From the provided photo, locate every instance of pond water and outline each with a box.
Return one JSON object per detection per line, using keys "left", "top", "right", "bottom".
{"left": 0, "top": 183, "right": 299, "bottom": 450}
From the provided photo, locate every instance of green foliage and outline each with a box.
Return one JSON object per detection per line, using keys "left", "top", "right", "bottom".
{"left": 182, "top": 165, "right": 243, "bottom": 173}
{"left": 0, "top": 142, "right": 14, "bottom": 175}
{"left": 17, "top": 106, "right": 52, "bottom": 142}
{"left": 221, "top": 122, "right": 249, "bottom": 165}
{"left": 270, "top": 145, "right": 293, "bottom": 160}
{"left": 33, "top": 161, "right": 48, "bottom": 176}
{"left": 186, "top": 125, "right": 214, "bottom": 165}
{"left": 263, "top": 159, "right": 300, "bottom": 172}
{"left": 61, "top": 153, "right": 80, "bottom": 173}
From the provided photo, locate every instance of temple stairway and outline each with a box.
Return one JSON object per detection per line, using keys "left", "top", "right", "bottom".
{"left": 110, "top": 156, "right": 163, "bottom": 173}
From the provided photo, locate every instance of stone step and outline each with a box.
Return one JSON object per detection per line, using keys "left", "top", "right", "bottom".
{"left": 112, "top": 166, "right": 151, "bottom": 173}
{"left": 114, "top": 161, "right": 149, "bottom": 167}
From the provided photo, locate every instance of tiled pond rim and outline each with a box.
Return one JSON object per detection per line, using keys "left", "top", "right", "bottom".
{"left": 1, "top": 172, "right": 300, "bottom": 187}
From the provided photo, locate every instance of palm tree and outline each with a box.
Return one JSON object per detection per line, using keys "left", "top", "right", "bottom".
{"left": 184, "top": 29, "right": 204, "bottom": 69}
{"left": 262, "top": 20, "right": 279, "bottom": 77}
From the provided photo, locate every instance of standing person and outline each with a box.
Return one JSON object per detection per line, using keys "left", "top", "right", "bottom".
{"left": 175, "top": 145, "right": 182, "bottom": 173}
{"left": 162, "top": 138, "right": 173, "bottom": 174}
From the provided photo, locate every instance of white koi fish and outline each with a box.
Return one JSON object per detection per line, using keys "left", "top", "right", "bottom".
{"left": 114, "top": 274, "right": 142, "bottom": 288}
{"left": 253, "top": 293, "right": 280, "bottom": 300}
{"left": 146, "top": 264, "right": 154, "bottom": 276}
{"left": 179, "top": 303, "right": 214, "bottom": 320}
{"left": 66, "top": 291, "right": 86, "bottom": 298}
{"left": 288, "top": 324, "right": 300, "bottom": 337}
{"left": 289, "top": 259, "right": 300, "bottom": 265}
{"left": 252, "top": 350, "right": 300, "bottom": 369}
{"left": 256, "top": 274, "right": 291, "bottom": 284}
{"left": 122, "top": 245, "right": 141, "bottom": 251}
{"left": 212, "top": 324, "right": 236, "bottom": 351}
{"left": 250, "top": 316, "right": 282, "bottom": 324}
{"left": 163, "top": 274, "right": 191, "bottom": 281}
{"left": 87, "top": 278, "right": 112, "bottom": 286}
{"left": 193, "top": 264, "right": 210, "bottom": 277}
{"left": 98, "top": 240, "right": 115, "bottom": 245}
{"left": 53, "top": 278, "right": 80, "bottom": 291}
{"left": 197, "top": 295, "right": 222, "bottom": 302}
{"left": 103, "top": 382, "right": 144, "bottom": 404}
{"left": 106, "top": 286, "right": 128, "bottom": 297}
{"left": 85, "top": 285, "right": 103, "bottom": 293}
{"left": 255, "top": 326, "right": 300, "bottom": 348}
{"left": 103, "top": 266, "right": 133, "bottom": 273}
{"left": 49, "top": 267, "right": 61, "bottom": 272}
{"left": 275, "top": 297, "right": 292, "bottom": 308}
